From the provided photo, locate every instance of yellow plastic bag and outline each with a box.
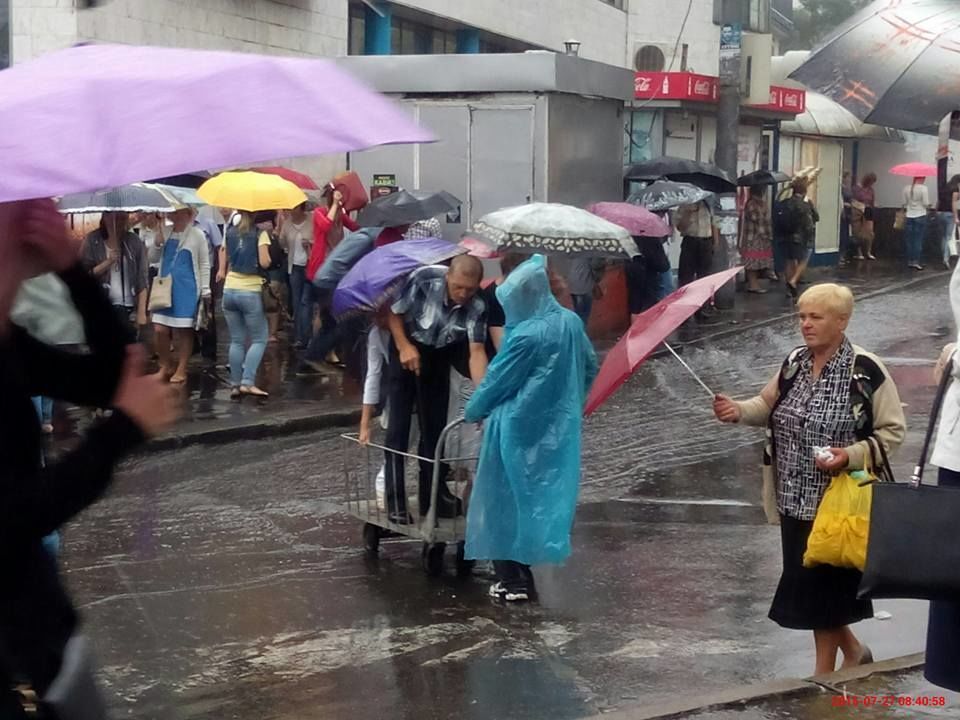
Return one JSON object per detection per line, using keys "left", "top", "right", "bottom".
{"left": 803, "top": 471, "right": 873, "bottom": 571}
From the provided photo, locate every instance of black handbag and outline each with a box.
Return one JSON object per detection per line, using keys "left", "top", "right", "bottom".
{"left": 859, "top": 362, "right": 960, "bottom": 601}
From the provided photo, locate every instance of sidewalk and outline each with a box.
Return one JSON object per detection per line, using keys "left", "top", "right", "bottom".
{"left": 49, "top": 261, "right": 952, "bottom": 452}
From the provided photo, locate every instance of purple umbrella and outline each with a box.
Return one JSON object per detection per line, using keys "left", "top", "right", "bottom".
{"left": 0, "top": 44, "right": 433, "bottom": 203}
{"left": 333, "top": 238, "right": 466, "bottom": 318}
{"left": 586, "top": 202, "right": 671, "bottom": 238}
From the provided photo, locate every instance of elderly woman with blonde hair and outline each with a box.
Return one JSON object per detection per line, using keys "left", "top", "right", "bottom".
{"left": 713, "top": 283, "right": 906, "bottom": 675}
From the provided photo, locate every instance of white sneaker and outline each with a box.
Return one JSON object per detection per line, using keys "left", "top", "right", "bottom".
{"left": 489, "top": 582, "right": 530, "bottom": 602}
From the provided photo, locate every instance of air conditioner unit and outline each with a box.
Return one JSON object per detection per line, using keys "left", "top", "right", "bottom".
{"left": 632, "top": 42, "right": 675, "bottom": 73}
{"left": 740, "top": 32, "right": 771, "bottom": 105}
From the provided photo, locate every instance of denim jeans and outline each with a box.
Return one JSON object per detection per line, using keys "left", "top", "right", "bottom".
{"left": 940, "top": 212, "right": 956, "bottom": 264}
{"left": 289, "top": 264, "right": 310, "bottom": 345}
{"left": 571, "top": 293, "right": 593, "bottom": 325}
{"left": 222, "top": 289, "right": 268, "bottom": 387}
{"left": 905, "top": 216, "right": 926, "bottom": 265}
{"left": 32, "top": 396, "right": 53, "bottom": 425}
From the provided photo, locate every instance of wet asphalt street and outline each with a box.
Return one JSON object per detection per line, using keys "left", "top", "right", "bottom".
{"left": 59, "top": 276, "right": 957, "bottom": 720}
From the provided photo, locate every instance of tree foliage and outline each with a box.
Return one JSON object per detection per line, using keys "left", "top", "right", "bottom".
{"left": 785, "top": 0, "right": 872, "bottom": 51}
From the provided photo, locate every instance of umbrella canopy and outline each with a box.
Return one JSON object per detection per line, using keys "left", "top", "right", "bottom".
{"left": 146, "top": 171, "right": 212, "bottom": 189}
{"left": 788, "top": 1, "right": 960, "bottom": 134}
{"left": 624, "top": 157, "right": 736, "bottom": 193}
{"left": 584, "top": 267, "right": 741, "bottom": 416}
{"left": 627, "top": 181, "right": 714, "bottom": 212}
{"left": 737, "top": 170, "right": 792, "bottom": 187}
{"left": 586, "top": 202, "right": 671, "bottom": 239}
{"left": 332, "top": 238, "right": 466, "bottom": 317}
{"left": 890, "top": 162, "right": 937, "bottom": 178}
{"left": 459, "top": 237, "right": 501, "bottom": 259}
{"left": 57, "top": 183, "right": 175, "bottom": 214}
{"left": 197, "top": 171, "right": 306, "bottom": 212}
{"left": 147, "top": 183, "right": 206, "bottom": 208}
{"left": 252, "top": 166, "right": 319, "bottom": 191}
{"left": 357, "top": 189, "right": 461, "bottom": 227}
{"left": 0, "top": 43, "right": 432, "bottom": 203}
{"left": 468, "top": 203, "right": 639, "bottom": 258}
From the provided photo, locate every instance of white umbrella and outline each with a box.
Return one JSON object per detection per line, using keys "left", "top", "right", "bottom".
{"left": 468, "top": 203, "right": 639, "bottom": 258}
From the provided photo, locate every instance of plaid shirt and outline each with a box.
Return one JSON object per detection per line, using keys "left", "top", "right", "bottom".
{"left": 404, "top": 218, "right": 443, "bottom": 241}
{"left": 771, "top": 339, "right": 858, "bottom": 520}
{"left": 392, "top": 266, "right": 486, "bottom": 348}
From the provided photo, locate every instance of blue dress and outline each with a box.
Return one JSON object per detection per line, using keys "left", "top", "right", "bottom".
{"left": 464, "top": 255, "right": 598, "bottom": 566}
{"left": 153, "top": 234, "right": 198, "bottom": 329}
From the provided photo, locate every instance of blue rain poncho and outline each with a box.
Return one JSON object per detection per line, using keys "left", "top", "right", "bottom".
{"left": 464, "top": 254, "right": 598, "bottom": 566}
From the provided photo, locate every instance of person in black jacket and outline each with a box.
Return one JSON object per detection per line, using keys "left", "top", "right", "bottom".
{"left": 0, "top": 199, "right": 181, "bottom": 717}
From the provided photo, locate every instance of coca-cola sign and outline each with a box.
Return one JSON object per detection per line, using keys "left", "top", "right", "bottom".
{"left": 634, "top": 72, "right": 717, "bottom": 103}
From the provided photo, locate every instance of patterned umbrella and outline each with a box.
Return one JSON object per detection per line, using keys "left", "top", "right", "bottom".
{"left": 627, "top": 181, "right": 714, "bottom": 212}
{"left": 57, "top": 183, "right": 175, "bottom": 214}
{"left": 586, "top": 202, "right": 671, "bottom": 238}
{"left": 332, "top": 238, "right": 466, "bottom": 317}
{"left": 468, "top": 203, "right": 638, "bottom": 258}
{"left": 789, "top": 1, "right": 960, "bottom": 133}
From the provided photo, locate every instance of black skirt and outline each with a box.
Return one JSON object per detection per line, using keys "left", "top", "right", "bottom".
{"left": 769, "top": 514, "right": 873, "bottom": 630}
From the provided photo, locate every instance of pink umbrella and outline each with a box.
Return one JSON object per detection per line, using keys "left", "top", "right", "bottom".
{"left": 584, "top": 267, "right": 741, "bottom": 416}
{"left": 890, "top": 162, "right": 937, "bottom": 178}
{"left": 586, "top": 202, "right": 671, "bottom": 238}
{"left": 0, "top": 44, "right": 433, "bottom": 203}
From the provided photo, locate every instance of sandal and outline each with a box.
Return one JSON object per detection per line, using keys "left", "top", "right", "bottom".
{"left": 230, "top": 387, "right": 242, "bottom": 399}
{"left": 240, "top": 386, "right": 269, "bottom": 398}
{"left": 169, "top": 373, "right": 188, "bottom": 384}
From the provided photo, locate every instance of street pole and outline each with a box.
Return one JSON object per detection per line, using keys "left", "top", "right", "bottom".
{"left": 713, "top": 23, "right": 742, "bottom": 309}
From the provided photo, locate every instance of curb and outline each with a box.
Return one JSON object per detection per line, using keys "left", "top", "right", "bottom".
{"left": 587, "top": 653, "right": 925, "bottom": 720}
{"left": 143, "top": 408, "right": 362, "bottom": 453}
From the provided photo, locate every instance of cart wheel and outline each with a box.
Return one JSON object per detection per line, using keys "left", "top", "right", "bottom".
{"left": 422, "top": 542, "right": 446, "bottom": 576}
{"left": 455, "top": 542, "right": 475, "bottom": 578}
{"left": 362, "top": 523, "right": 381, "bottom": 554}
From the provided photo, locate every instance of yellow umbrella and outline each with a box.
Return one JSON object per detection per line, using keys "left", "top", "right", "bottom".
{"left": 197, "top": 171, "right": 307, "bottom": 212}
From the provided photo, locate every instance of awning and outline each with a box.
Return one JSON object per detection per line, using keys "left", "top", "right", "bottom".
{"left": 772, "top": 52, "right": 903, "bottom": 142}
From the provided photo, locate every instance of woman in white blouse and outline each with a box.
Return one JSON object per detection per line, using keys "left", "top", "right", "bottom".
{"left": 903, "top": 177, "right": 932, "bottom": 271}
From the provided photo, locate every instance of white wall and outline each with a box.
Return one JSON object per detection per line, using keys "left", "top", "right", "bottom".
{"left": 76, "top": 0, "right": 348, "bottom": 57}
{"left": 10, "top": 0, "right": 78, "bottom": 62}
{"left": 628, "top": 0, "right": 718, "bottom": 75}
{"left": 855, "top": 133, "right": 943, "bottom": 208}
{"left": 397, "top": 0, "right": 629, "bottom": 67}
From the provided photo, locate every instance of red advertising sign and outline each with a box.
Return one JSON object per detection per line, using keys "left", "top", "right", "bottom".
{"left": 634, "top": 72, "right": 719, "bottom": 103}
{"left": 749, "top": 85, "right": 807, "bottom": 114}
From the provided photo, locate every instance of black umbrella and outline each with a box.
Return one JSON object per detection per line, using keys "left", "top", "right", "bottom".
{"left": 627, "top": 181, "right": 714, "bottom": 212}
{"left": 737, "top": 170, "right": 791, "bottom": 187}
{"left": 145, "top": 171, "right": 212, "bottom": 189}
{"left": 356, "top": 189, "right": 461, "bottom": 227}
{"left": 624, "top": 156, "right": 735, "bottom": 193}
{"left": 789, "top": 1, "right": 960, "bottom": 133}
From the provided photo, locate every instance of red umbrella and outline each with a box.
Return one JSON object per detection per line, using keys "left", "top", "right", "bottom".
{"left": 253, "top": 166, "right": 319, "bottom": 190}
{"left": 889, "top": 162, "right": 937, "bottom": 178}
{"left": 584, "top": 267, "right": 741, "bottom": 416}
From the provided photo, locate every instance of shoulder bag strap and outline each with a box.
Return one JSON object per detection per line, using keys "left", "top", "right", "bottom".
{"left": 910, "top": 354, "right": 955, "bottom": 486}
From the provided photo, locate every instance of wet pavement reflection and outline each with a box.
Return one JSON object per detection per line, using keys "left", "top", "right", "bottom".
{"left": 59, "top": 276, "right": 957, "bottom": 719}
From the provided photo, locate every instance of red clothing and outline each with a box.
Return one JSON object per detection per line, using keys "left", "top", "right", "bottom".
{"left": 307, "top": 207, "right": 359, "bottom": 281}
{"left": 374, "top": 227, "right": 405, "bottom": 247}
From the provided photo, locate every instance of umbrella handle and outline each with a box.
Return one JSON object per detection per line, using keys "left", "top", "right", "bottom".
{"left": 663, "top": 342, "right": 716, "bottom": 399}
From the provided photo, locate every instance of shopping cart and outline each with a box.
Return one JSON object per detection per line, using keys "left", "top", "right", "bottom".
{"left": 340, "top": 418, "right": 478, "bottom": 576}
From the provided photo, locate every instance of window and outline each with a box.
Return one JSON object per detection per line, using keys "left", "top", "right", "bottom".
{"left": 0, "top": 0, "right": 9, "bottom": 69}
{"left": 713, "top": 0, "right": 770, "bottom": 33}
{"left": 391, "top": 16, "right": 433, "bottom": 54}
{"left": 348, "top": 3, "right": 365, "bottom": 55}
{"left": 432, "top": 29, "right": 457, "bottom": 54}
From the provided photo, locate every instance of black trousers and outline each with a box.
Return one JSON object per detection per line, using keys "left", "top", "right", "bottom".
{"left": 925, "top": 467, "right": 960, "bottom": 691}
{"left": 494, "top": 561, "right": 534, "bottom": 592}
{"left": 678, "top": 236, "right": 713, "bottom": 287}
{"left": 383, "top": 340, "right": 469, "bottom": 515}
